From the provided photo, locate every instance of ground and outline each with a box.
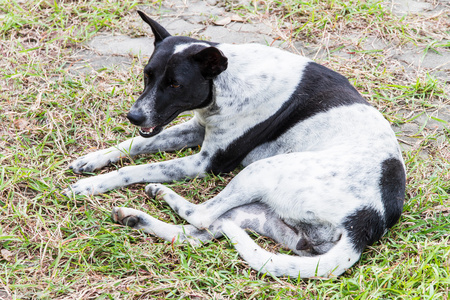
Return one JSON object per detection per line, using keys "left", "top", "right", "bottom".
{"left": 0, "top": 0, "right": 449, "bottom": 299}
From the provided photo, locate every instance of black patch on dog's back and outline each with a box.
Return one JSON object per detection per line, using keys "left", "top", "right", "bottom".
{"left": 343, "top": 206, "right": 385, "bottom": 253}
{"left": 380, "top": 157, "right": 406, "bottom": 229}
{"left": 208, "top": 62, "right": 370, "bottom": 174}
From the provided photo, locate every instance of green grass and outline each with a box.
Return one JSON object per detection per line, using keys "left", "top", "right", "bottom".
{"left": 1, "top": 0, "right": 449, "bottom": 299}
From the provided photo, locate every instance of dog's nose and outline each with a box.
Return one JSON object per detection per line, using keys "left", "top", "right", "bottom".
{"left": 127, "top": 111, "right": 146, "bottom": 126}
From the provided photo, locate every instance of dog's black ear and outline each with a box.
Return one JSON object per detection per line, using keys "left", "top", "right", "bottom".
{"left": 137, "top": 10, "right": 171, "bottom": 46}
{"left": 192, "top": 47, "right": 228, "bottom": 79}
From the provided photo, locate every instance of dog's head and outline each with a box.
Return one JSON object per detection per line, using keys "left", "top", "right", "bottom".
{"left": 127, "top": 11, "right": 228, "bottom": 138}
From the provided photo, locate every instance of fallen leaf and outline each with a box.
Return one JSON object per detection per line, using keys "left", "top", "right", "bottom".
{"left": 213, "top": 17, "right": 232, "bottom": 26}
{"left": 14, "top": 118, "right": 28, "bottom": 130}
{"left": 1, "top": 249, "right": 14, "bottom": 262}
{"left": 230, "top": 14, "right": 245, "bottom": 22}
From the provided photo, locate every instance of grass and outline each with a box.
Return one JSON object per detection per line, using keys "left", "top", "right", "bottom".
{"left": 1, "top": 0, "right": 449, "bottom": 298}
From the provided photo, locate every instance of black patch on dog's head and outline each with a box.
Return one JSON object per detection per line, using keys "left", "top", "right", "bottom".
{"left": 192, "top": 47, "right": 228, "bottom": 79}
{"left": 128, "top": 13, "right": 228, "bottom": 137}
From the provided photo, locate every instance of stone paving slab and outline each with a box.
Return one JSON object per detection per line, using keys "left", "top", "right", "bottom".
{"left": 67, "top": 49, "right": 132, "bottom": 75}
{"left": 384, "top": 0, "right": 449, "bottom": 15}
{"left": 393, "top": 46, "right": 450, "bottom": 72}
{"left": 88, "top": 35, "right": 154, "bottom": 56}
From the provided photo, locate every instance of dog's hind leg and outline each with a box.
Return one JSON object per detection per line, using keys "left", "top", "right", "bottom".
{"left": 145, "top": 181, "right": 258, "bottom": 230}
{"left": 146, "top": 184, "right": 304, "bottom": 251}
{"left": 144, "top": 158, "right": 274, "bottom": 229}
{"left": 111, "top": 207, "right": 220, "bottom": 245}
{"left": 110, "top": 201, "right": 292, "bottom": 246}
{"left": 112, "top": 201, "right": 301, "bottom": 251}
{"left": 218, "top": 203, "right": 302, "bottom": 252}
{"left": 70, "top": 117, "right": 205, "bottom": 174}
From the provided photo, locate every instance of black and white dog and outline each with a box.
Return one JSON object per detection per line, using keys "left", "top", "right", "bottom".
{"left": 66, "top": 11, "right": 406, "bottom": 278}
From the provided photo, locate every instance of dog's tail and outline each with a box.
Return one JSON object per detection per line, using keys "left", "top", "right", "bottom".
{"left": 220, "top": 220, "right": 361, "bottom": 278}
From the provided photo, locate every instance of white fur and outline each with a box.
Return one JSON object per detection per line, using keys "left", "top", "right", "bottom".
{"left": 174, "top": 42, "right": 210, "bottom": 54}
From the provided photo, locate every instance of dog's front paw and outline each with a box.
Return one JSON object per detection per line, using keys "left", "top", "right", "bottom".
{"left": 62, "top": 180, "right": 100, "bottom": 196}
{"left": 69, "top": 148, "right": 120, "bottom": 174}
{"left": 63, "top": 173, "right": 117, "bottom": 196}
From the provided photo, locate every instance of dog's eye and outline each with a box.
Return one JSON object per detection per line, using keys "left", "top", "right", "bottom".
{"left": 170, "top": 83, "right": 182, "bottom": 89}
{"left": 144, "top": 73, "right": 151, "bottom": 80}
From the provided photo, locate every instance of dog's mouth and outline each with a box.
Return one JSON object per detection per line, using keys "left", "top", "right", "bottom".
{"left": 137, "top": 110, "right": 183, "bottom": 138}
{"left": 139, "top": 126, "right": 163, "bottom": 138}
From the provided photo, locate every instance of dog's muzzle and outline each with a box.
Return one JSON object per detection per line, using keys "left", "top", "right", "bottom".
{"left": 127, "top": 111, "right": 163, "bottom": 138}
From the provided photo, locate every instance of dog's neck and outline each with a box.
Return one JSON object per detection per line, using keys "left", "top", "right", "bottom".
{"left": 194, "top": 43, "right": 310, "bottom": 129}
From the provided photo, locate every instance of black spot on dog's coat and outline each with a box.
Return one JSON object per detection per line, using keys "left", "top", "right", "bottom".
{"left": 343, "top": 207, "right": 385, "bottom": 253}
{"left": 240, "top": 218, "right": 261, "bottom": 231}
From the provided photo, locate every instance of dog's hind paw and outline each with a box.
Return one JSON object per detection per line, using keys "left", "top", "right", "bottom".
{"left": 145, "top": 183, "right": 168, "bottom": 198}
{"left": 112, "top": 207, "right": 146, "bottom": 229}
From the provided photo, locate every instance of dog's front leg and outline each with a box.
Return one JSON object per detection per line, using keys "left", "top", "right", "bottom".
{"left": 69, "top": 118, "right": 204, "bottom": 174}
{"left": 64, "top": 152, "right": 209, "bottom": 195}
